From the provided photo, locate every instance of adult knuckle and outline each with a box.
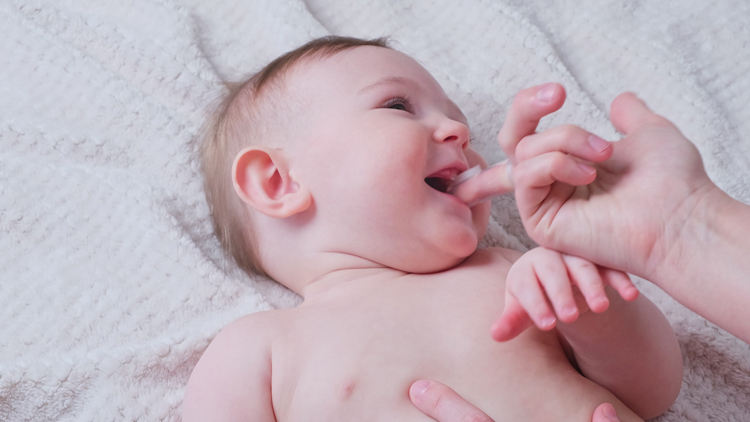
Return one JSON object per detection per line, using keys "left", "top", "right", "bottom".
{"left": 548, "top": 152, "right": 568, "bottom": 169}
{"left": 511, "top": 161, "right": 528, "bottom": 179}
{"left": 641, "top": 113, "right": 673, "bottom": 128}
{"left": 425, "top": 388, "right": 446, "bottom": 411}
{"left": 558, "top": 124, "right": 580, "bottom": 140}
{"left": 515, "top": 137, "right": 531, "bottom": 160}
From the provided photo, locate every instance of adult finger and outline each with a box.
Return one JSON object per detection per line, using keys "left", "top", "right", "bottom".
{"left": 448, "top": 160, "right": 514, "bottom": 206}
{"left": 592, "top": 403, "right": 621, "bottom": 422}
{"left": 497, "top": 83, "right": 566, "bottom": 163}
{"left": 514, "top": 151, "right": 596, "bottom": 190}
{"left": 409, "top": 380, "right": 495, "bottom": 422}
{"left": 513, "top": 152, "right": 596, "bottom": 211}
{"left": 610, "top": 92, "right": 673, "bottom": 135}
{"left": 562, "top": 255, "right": 610, "bottom": 314}
{"left": 515, "top": 125, "right": 613, "bottom": 163}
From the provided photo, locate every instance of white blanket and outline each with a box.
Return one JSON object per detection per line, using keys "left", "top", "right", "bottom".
{"left": 2, "top": 0, "right": 749, "bottom": 420}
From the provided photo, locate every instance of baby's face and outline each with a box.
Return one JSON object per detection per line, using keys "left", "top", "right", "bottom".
{"left": 286, "top": 46, "right": 490, "bottom": 273}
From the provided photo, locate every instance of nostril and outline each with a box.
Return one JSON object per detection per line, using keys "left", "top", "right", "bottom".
{"left": 443, "top": 135, "right": 458, "bottom": 143}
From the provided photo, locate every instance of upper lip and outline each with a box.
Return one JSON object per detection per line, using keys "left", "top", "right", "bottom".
{"left": 426, "top": 160, "right": 470, "bottom": 181}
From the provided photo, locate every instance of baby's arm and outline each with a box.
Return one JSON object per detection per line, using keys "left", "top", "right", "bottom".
{"left": 182, "top": 314, "right": 276, "bottom": 422}
{"left": 555, "top": 283, "right": 682, "bottom": 419}
{"left": 492, "top": 248, "right": 682, "bottom": 420}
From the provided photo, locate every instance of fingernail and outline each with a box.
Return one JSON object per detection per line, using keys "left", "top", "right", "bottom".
{"left": 536, "top": 83, "right": 557, "bottom": 103}
{"left": 594, "top": 296, "right": 609, "bottom": 309}
{"left": 541, "top": 316, "right": 556, "bottom": 328}
{"left": 577, "top": 163, "right": 595, "bottom": 175}
{"left": 587, "top": 134, "right": 611, "bottom": 153}
{"left": 411, "top": 380, "right": 430, "bottom": 398}
{"left": 604, "top": 403, "right": 620, "bottom": 421}
{"left": 561, "top": 306, "right": 578, "bottom": 319}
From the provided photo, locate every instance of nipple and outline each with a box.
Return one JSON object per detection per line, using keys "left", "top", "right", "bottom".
{"left": 446, "top": 160, "right": 514, "bottom": 207}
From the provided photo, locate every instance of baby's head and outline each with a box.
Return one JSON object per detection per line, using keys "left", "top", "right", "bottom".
{"left": 202, "top": 36, "right": 490, "bottom": 293}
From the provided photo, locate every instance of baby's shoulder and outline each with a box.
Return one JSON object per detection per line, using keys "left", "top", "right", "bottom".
{"left": 183, "top": 311, "right": 285, "bottom": 420}
{"left": 216, "top": 309, "right": 289, "bottom": 345}
{"left": 193, "top": 309, "right": 293, "bottom": 373}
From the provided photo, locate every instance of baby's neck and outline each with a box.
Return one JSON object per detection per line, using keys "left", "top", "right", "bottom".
{"left": 300, "top": 267, "right": 408, "bottom": 304}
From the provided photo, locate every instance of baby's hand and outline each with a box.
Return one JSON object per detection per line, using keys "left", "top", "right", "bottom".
{"left": 491, "top": 247, "right": 639, "bottom": 342}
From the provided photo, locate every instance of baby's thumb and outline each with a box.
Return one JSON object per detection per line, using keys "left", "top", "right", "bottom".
{"left": 609, "top": 92, "right": 655, "bottom": 135}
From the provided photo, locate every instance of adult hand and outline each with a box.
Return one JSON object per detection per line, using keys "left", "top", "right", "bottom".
{"left": 495, "top": 84, "right": 750, "bottom": 343}
{"left": 499, "top": 84, "right": 717, "bottom": 282}
{"left": 409, "top": 380, "right": 621, "bottom": 421}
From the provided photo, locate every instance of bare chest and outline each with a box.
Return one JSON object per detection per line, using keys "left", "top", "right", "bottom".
{"left": 269, "top": 254, "right": 611, "bottom": 421}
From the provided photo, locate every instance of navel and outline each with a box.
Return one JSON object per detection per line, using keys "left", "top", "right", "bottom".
{"left": 337, "top": 379, "right": 356, "bottom": 400}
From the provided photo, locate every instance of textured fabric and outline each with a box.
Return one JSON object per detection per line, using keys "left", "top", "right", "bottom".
{"left": 1, "top": 0, "right": 749, "bottom": 420}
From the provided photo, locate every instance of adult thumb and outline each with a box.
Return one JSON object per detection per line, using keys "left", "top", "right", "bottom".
{"left": 609, "top": 92, "right": 657, "bottom": 135}
{"left": 593, "top": 403, "right": 620, "bottom": 422}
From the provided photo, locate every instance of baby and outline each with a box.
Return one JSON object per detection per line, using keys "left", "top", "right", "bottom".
{"left": 183, "top": 36, "right": 683, "bottom": 421}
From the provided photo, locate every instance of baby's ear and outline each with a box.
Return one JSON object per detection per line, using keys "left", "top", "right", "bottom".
{"left": 232, "top": 147, "right": 312, "bottom": 218}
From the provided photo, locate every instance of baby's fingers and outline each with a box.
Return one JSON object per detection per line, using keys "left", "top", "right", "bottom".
{"left": 491, "top": 295, "right": 533, "bottom": 342}
{"left": 602, "top": 268, "right": 639, "bottom": 302}
{"left": 497, "top": 261, "right": 558, "bottom": 338}
{"left": 533, "top": 251, "right": 581, "bottom": 323}
{"left": 563, "top": 254, "right": 610, "bottom": 313}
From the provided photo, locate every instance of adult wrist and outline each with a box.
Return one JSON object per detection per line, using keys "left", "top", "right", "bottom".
{"left": 648, "top": 182, "right": 733, "bottom": 291}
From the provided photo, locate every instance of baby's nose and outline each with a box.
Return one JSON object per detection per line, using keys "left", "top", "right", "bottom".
{"left": 434, "top": 118, "right": 470, "bottom": 149}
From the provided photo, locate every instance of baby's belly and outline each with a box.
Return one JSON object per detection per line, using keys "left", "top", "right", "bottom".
{"left": 269, "top": 257, "right": 643, "bottom": 422}
{"left": 272, "top": 330, "right": 641, "bottom": 422}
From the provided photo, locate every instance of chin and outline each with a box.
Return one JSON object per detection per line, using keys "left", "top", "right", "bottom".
{"left": 452, "top": 231, "right": 481, "bottom": 258}
{"left": 426, "top": 230, "right": 480, "bottom": 273}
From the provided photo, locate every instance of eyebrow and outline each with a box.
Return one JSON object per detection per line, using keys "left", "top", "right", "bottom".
{"left": 358, "top": 76, "right": 416, "bottom": 95}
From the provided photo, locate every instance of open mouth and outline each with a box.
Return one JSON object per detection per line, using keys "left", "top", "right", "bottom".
{"left": 424, "top": 166, "right": 465, "bottom": 194}
{"left": 425, "top": 177, "right": 452, "bottom": 193}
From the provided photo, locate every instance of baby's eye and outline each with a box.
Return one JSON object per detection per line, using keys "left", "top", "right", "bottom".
{"left": 384, "top": 96, "right": 414, "bottom": 113}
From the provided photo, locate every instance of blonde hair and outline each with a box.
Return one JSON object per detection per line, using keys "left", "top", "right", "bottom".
{"left": 201, "top": 36, "right": 391, "bottom": 277}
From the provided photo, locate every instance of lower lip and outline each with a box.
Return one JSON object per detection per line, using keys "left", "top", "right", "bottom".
{"left": 432, "top": 186, "right": 470, "bottom": 208}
